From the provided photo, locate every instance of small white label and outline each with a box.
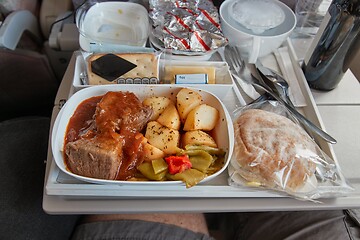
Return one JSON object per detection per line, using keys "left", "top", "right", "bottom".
{"left": 175, "top": 74, "right": 208, "bottom": 84}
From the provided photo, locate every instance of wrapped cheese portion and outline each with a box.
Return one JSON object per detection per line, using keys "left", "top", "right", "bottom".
{"left": 163, "top": 65, "right": 216, "bottom": 84}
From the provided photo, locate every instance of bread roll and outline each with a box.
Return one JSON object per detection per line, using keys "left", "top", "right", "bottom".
{"left": 233, "top": 109, "right": 317, "bottom": 192}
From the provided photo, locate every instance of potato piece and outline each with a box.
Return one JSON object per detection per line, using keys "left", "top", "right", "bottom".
{"left": 143, "top": 142, "right": 166, "bottom": 161}
{"left": 156, "top": 104, "right": 181, "bottom": 130}
{"left": 176, "top": 88, "right": 202, "bottom": 122}
{"left": 143, "top": 96, "right": 172, "bottom": 121}
{"left": 145, "top": 121, "right": 180, "bottom": 155}
{"left": 182, "top": 130, "right": 217, "bottom": 148}
{"left": 183, "top": 104, "right": 219, "bottom": 131}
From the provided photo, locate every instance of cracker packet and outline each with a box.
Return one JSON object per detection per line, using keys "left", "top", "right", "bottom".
{"left": 77, "top": 49, "right": 162, "bottom": 85}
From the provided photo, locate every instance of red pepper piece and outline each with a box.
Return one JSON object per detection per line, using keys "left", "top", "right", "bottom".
{"left": 165, "top": 155, "right": 192, "bottom": 175}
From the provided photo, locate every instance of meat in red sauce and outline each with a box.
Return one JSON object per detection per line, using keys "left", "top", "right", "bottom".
{"left": 64, "top": 91, "right": 153, "bottom": 180}
{"left": 65, "top": 95, "right": 101, "bottom": 144}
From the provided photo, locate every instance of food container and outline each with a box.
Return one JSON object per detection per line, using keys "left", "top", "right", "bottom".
{"left": 76, "top": 1, "right": 150, "bottom": 51}
{"left": 72, "top": 51, "right": 234, "bottom": 98}
{"left": 52, "top": 85, "right": 234, "bottom": 186}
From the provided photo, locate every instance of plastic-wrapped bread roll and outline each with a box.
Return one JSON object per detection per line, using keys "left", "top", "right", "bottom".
{"left": 233, "top": 109, "right": 318, "bottom": 193}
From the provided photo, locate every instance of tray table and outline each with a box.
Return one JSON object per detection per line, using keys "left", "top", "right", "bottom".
{"left": 43, "top": 39, "right": 360, "bottom": 213}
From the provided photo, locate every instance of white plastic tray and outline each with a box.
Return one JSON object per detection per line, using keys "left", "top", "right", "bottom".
{"left": 72, "top": 52, "right": 234, "bottom": 98}
{"left": 45, "top": 39, "right": 340, "bottom": 199}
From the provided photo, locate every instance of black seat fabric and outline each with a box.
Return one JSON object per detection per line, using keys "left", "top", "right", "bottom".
{"left": 0, "top": 116, "right": 79, "bottom": 239}
{"left": 0, "top": 48, "right": 59, "bottom": 121}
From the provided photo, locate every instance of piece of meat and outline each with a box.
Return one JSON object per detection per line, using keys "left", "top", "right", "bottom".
{"left": 95, "top": 91, "right": 153, "bottom": 134}
{"left": 65, "top": 136, "right": 122, "bottom": 180}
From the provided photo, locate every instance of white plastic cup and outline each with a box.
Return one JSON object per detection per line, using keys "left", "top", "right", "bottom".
{"left": 220, "top": 0, "right": 296, "bottom": 63}
{"left": 293, "top": 0, "right": 332, "bottom": 38}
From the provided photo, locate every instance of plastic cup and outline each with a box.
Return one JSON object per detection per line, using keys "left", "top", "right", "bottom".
{"left": 293, "top": 0, "right": 332, "bottom": 38}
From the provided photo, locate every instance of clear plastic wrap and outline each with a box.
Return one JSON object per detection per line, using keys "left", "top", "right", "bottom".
{"left": 229, "top": 0, "right": 285, "bottom": 34}
{"left": 229, "top": 100, "right": 353, "bottom": 201}
{"left": 76, "top": 48, "right": 163, "bottom": 86}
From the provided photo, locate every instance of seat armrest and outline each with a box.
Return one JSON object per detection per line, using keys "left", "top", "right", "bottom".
{"left": 0, "top": 10, "right": 41, "bottom": 50}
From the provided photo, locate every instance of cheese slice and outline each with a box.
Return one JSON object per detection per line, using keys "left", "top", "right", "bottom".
{"left": 163, "top": 66, "right": 216, "bottom": 84}
{"left": 87, "top": 53, "right": 159, "bottom": 85}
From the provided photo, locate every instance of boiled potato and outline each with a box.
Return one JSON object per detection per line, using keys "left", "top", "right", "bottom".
{"left": 182, "top": 130, "right": 217, "bottom": 148}
{"left": 156, "top": 104, "right": 181, "bottom": 130}
{"left": 176, "top": 88, "right": 202, "bottom": 122}
{"left": 145, "top": 121, "right": 180, "bottom": 155}
{"left": 183, "top": 104, "right": 219, "bottom": 131}
{"left": 143, "top": 96, "right": 172, "bottom": 121}
{"left": 143, "top": 142, "right": 166, "bottom": 161}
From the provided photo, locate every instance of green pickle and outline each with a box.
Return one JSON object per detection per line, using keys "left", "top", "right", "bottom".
{"left": 179, "top": 145, "right": 226, "bottom": 174}
{"left": 184, "top": 145, "right": 225, "bottom": 156}
{"left": 137, "top": 161, "right": 167, "bottom": 181}
{"left": 151, "top": 158, "right": 168, "bottom": 174}
{"left": 167, "top": 169, "right": 206, "bottom": 188}
{"left": 188, "top": 150, "right": 213, "bottom": 173}
{"left": 137, "top": 145, "right": 226, "bottom": 186}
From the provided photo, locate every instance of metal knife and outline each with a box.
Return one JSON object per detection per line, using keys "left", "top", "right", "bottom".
{"left": 256, "top": 64, "right": 295, "bottom": 107}
{"left": 255, "top": 64, "right": 337, "bottom": 144}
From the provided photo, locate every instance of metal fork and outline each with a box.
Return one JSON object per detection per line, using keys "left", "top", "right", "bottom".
{"left": 224, "top": 46, "right": 262, "bottom": 87}
{"left": 225, "top": 45, "right": 337, "bottom": 144}
{"left": 223, "top": 46, "right": 271, "bottom": 103}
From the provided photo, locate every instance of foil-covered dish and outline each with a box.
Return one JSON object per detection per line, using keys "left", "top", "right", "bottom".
{"left": 149, "top": 0, "right": 228, "bottom": 55}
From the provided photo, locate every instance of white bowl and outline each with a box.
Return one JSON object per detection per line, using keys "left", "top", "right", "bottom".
{"left": 76, "top": 1, "right": 149, "bottom": 50}
{"left": 220, "top": 0, "right": 296, "bottom": 63}
{"left": 52, "top": 85, "right": 234, "bottom": 186}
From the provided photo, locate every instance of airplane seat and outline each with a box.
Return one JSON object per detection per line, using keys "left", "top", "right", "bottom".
{"left": 0, "top": 0, "right": 78, "bottom": 121}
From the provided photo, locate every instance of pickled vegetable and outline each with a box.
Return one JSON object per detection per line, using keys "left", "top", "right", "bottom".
{"left": 167, "top": 168, "right": 206, "bottom": 188}
{"left": 165, "top": 155, "right": 192, "bottom": 174}
{"left": 151, "top": 158, "right": 168, "bottom": 174}
{"left": 188, "top": 150, "right": 213, "bottom": 173}
{"left": 137, "top": 162, "right": 167, "bottom": 181}
{"left": 184, "top": 144, "right": 225, "bottom": 156}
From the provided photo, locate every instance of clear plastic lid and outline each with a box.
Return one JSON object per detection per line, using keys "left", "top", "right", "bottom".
{"left": 229, "top": 0, "right": 285, "bottom": 34}
{"left": 76, "top": 1, "right": 149, "bottom": 49}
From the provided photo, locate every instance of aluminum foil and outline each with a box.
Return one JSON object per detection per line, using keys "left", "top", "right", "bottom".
{"left": 149, "top": 0, "right": 228, "bottom": 53}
